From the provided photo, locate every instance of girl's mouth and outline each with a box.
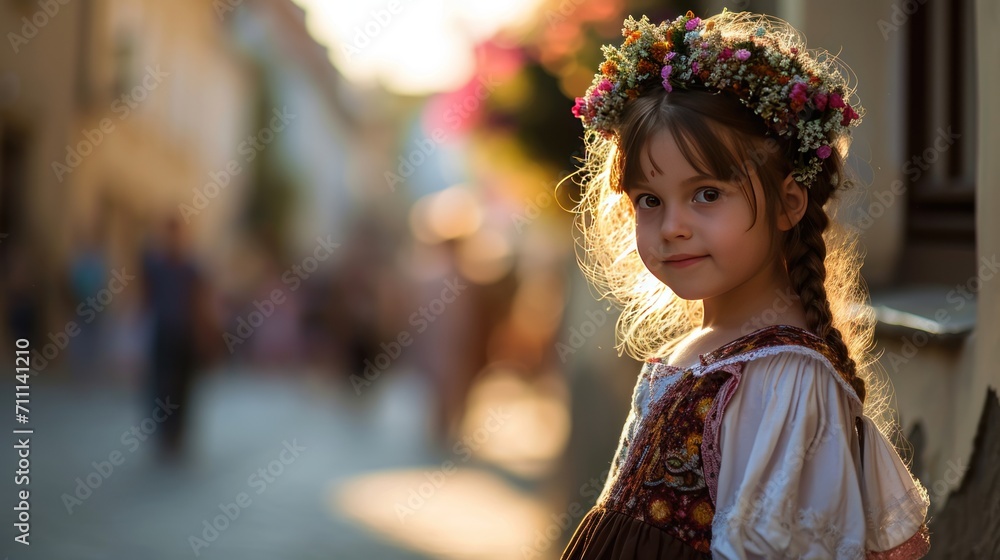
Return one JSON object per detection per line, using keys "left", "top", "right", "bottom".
{"left": 662, "top": 255, "right": 708, "bottom": 268}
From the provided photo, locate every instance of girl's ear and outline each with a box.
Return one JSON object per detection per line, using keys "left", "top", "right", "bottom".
{"left": 776, "top": 173, "right": 808, "bottom": 231}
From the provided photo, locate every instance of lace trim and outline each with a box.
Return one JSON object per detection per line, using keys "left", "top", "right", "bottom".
{"left": 701, "top": 325, "right": 829, "bottom": 364}
{"left": 854, "top": 415, "right": 929, "bottom": 535}
{"left": 692, "top": 344, "right": 863, "bottom": 408}
{"left": 864, "top": 483, "right": 930, "bottom": 540}
{"left": 798, "top": 506, "right": 867, "bottom": 560}
{"left": 713, "top": 500, "right": 866, "bottom": 559}
{"left": 865, "top": 524, "right": 930, "bottom": 559}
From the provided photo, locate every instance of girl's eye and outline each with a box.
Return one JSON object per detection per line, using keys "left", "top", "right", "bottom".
{"left": 693, "top": 188, "right": 721, "bottom": 203}
{"left": 634, "top": 193, "right": 660, "bottom": 209}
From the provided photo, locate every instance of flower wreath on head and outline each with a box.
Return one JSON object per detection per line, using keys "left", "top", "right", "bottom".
{"left": 571, "top": 10, "right": 864, "bottom": 187}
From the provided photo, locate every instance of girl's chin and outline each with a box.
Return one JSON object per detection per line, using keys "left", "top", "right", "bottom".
{"left": 669, "top": 290, "right": 708, "bottom": 301}
{"left": 659, "top": 280, "right": 712, "bottom": 301}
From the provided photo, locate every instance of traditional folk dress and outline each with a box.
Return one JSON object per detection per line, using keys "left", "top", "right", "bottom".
{"left": 561, "top": 325, "right": 931, "bottom": 559}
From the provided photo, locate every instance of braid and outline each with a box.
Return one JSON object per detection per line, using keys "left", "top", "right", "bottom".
{"left": 783, "top": 201, "right": 868, "bottom": 404}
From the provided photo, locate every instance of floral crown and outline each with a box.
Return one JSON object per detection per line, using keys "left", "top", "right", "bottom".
{"left": 571, "top": 10, "right": 864, "bottom": 186}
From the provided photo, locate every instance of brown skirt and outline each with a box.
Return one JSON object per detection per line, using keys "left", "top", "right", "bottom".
{"left": 560, "top": 506, "right": 711, "bottom": 560}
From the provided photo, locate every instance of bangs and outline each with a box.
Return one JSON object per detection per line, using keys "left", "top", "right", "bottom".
{"left": 615, "top": 91, "right": 763, "bottom": 222}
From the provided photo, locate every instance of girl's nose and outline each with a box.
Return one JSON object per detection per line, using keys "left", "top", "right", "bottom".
{"left": 660, "top": 205, "right": 692, "bottom": 240}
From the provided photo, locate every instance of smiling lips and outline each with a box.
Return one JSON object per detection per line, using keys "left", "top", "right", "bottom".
{"left": 662, "top": 254, "right": 708, "bottom": 268}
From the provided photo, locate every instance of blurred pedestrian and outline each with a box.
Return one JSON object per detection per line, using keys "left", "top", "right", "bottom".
{"left": 68, "top": 226, "right": 108, "bottom": 385}
{"left": 140, "top": 216, "right": 210, "bottom": 461}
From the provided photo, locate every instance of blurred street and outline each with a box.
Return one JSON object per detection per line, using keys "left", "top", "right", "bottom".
{"left": 4, "top": 366, "right": 566, "bottom": 560}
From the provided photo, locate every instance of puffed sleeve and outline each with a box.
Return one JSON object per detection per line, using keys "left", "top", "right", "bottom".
{"left": 709, "top": 352, "right": 929, "bottom": 559}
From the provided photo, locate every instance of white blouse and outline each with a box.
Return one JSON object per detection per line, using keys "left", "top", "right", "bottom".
{"left": 710, "top": 351, "right": 930, "bottom": 559}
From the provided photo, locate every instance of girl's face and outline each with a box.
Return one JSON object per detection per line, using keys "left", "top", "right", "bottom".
{"left": 625, "top": 129, "right": 780, "bottom": 302}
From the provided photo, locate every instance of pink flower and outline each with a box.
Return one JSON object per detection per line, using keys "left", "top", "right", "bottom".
{"left": 718, "top": 47, "right": 733, "bottom": 60}
{"left": 691, "top": 61, "right": 699, "bottom": 73}
{"left": 789, "top": 82, "right": 808, "bottom": 107}
{"left": 828, "top": 92, "right": 845, "bottom": 109}
{"left": 685, "top": 17, "right": 701, "bottom": 31}
{"left": 816, "top": 145, "right": 832, "bottom": 159}
{"left": 735, "top": 49, "right": 751, "bottom": 61}
{"left": 571, "top": 97, "right": 587, "bottom": 118}
{"left": 812, "top": 92, "right": 828, "bottom": 111}
{"left": 597, "top": 78, "right": 613, "bottom": 93}
{"left": 665, "top": 51, "right": 677, "bottom": 61}
{"left": 661, "top": 65, "right": 673, "bottom": 92}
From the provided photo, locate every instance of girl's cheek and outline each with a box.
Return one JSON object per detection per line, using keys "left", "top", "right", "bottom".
{"left": 633, "top": 213, "right": 649, "bottom": 230}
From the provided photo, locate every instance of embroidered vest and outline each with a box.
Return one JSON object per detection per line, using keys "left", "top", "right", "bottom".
{"left": 595, "top": 325, "right": 851, "bottom": 554}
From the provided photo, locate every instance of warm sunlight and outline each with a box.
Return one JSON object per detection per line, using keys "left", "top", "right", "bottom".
{"left": 331, "top": 468, "right": 553, "bottom": 559}
{"left": 292, "top": 0, "right": 543, "bottom": 95}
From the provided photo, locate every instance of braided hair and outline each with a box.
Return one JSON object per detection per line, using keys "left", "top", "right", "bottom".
{"left": 782, "top": 178, "right": 868, "bottom": 403}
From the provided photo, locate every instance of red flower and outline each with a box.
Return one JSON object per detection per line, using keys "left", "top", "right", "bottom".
{"left": 840, "top": 105, "right": 859, "bottom": 126}
{"left": 789, "top": 82, "right": 809, "bottom": 112}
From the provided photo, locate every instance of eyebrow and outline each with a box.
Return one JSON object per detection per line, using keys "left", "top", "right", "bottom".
{"left": 624, "top": 173, "right": 718, "bottom": 192}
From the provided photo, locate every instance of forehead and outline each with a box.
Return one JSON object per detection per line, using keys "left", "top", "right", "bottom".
{"left": 642, "top": 129, "right": 698, "bottom": 171}
{"left": 623, "top": 129, "right": 708, "bottom": 191}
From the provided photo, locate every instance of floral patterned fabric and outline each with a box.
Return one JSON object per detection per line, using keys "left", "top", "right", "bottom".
{"left": 599, "top": 366, "right": 728, "bottom": 553}
{"left": 561, "top": 324, "right": 929, "bottom": 559}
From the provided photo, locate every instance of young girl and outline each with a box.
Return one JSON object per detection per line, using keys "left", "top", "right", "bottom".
{"left": 560, "top": 10, "right": 930, "bottom": 559}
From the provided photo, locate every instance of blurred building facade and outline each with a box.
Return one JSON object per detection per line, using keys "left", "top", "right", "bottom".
{"left": 0, "top": 0, "right": 387, "bottom": 373}
{"left": 2, "top": 0, "right": 251, "bottom": 330}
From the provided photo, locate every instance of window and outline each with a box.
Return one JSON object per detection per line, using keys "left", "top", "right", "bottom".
{"left": 898, "top": 0, "right": 977, "bottom": 284}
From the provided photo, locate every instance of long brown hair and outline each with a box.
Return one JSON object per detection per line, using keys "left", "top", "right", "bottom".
{"left": 570, "top": 86, "right": 877, "bottom": 407}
